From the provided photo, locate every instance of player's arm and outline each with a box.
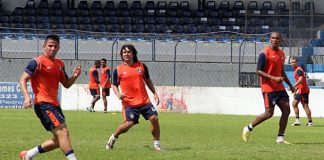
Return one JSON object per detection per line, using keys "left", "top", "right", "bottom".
{"left": 61, "top": 65, "right": 81, "bottom": 88}
{"left": 19, "top": 59, "right": 37, "bottom": 109}
{"left": 93, "top": 70, "right": 100, "bottom": 85}
{"left": 112, "top": 69, "right": 125, "bottom": 100}
{"left": 256, "top": 53, "right": 284, "bottom": 82}
{"left": 143, "top": 64, "right": 160, "bottom": 105}
{"left": 293, "top": 70, "right": 304, "bottom": 88}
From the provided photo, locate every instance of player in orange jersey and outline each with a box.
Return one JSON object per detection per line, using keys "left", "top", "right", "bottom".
{"left": 242, "top": 32, "right": 295, "bottom": 144}
{"left": 105, "top": 44, "right": 162, "bottom": 151}
{"left": 100, "top": 58, "right": 111, "bottom": 113}
{"left": 86, "top": 60, "right": 101, "bottom": 112}
{"left": 290, "top": 57, "right": 313, "bottom": 127}
{"left": 19, "top": 35, "right": 81, "bottom": 160}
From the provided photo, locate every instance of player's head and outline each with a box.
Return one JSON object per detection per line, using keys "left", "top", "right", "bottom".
{"left": 290, "top": 57, "right": 299, "bottom": 69}
{"left": 101, "top": 58, "right": 107, "bottom": 67}
{"left": 94, "top": 60, "right": 101, "bottom": 68}
{"left": 269, "top": 32, "right": 281, "bottom": 49}
{"left": 43, "top": 34, "right": 60, "bottom": 59}
{"left": 120, "top": 44, "right": 138, "bottom": 63}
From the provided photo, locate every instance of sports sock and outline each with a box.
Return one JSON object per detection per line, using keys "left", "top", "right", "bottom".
{"left": 66, "top": 150, "right": 77, "bottom": 160}
{"left": 26, "top": 145, "right": 43, "bottom": 158}
{"left": 154, "top": 140, "right": 160, "bottom": 146}
{"left": 247, "top": 124, "right": 253, "bottom": 131}
{"left": 278, "top": 133, "right": 284, "bottom": 137}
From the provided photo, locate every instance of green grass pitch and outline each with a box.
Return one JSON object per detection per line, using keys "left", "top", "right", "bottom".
{"left": 1, "top": 109, "right": 324, "bottom": 159}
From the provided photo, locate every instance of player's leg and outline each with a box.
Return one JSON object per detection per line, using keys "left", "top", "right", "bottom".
{"left": 102, "top": 88, "right": 109, "bottom": 113}
{"left": 291, "top": 94, "right": 301, "bottom": 126}
{"left": 141, "top": 103, "right": 161, "bottom": 151}
{"left": 242, "top": 92, "right": 275, "bottom": 142}
{"left": 87, "top": 89, "right": 100, "bottom": 112}
{"left": 106, "top": 107, "right": 138, "bottom": 150}
{"left": 53, "top": 124, "right": 77, "bottom": 160}
{"left": 276, "top": 92, "right": 291, "bottom": 144}
{"left": 301, "top": 94, "right": 312, "bottom": 126}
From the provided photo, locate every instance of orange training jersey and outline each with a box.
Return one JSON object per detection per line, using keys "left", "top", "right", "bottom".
{"left": 117, "top": 61, "right": 150, "bottom": 107}
{"left": 100, "top": 66, "right": 111, "bottom": 88}
{"left": 89, "top": 66, "right": 100, "bottom": 89}
{"left": 29, "top": 55, "right": 66, "bottom": 106}
{"left": 260, "top": 47, "right": 286, "bottom": 92}
{"left": 294, "top": 66, "right": 310, "bottom": 94}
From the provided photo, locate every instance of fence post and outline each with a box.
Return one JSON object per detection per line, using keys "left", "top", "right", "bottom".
{"left": 174, "top": 38, "right": 181, "bottom": 86}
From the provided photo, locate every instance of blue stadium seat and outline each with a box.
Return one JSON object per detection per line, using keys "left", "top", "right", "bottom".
{"left": 117, "top": 1, "right": 130, "bottom": 16}
{"left": 183, "top": 24, "right": 197, "bottom": 34}
{"left": 25, "top": 0, "right": 35, "bottom": 8}
{"left": 144, "top": 1, "right": 155, "bottom": 16}
{"left": 144, "top": 16, "right": 155, "bottom": 24}
{"left": 232, "top": 1, "right": 246, "bottom": 17}
{"left": 91, "top": 16, "right": 105, "bottom": 24}
{"left": 37, "top": 16, "right": 50, "bottom": 23}
{"left": 67, "top": 9, "right": 77, "bottom": 17}
{"left": 23, "top": 16, "right": 36, "bottom": 24}
{"left": 105, "top": 16, "right": 119, "bottom": 24}
{"left": 144, "top": 24, "right": 156, "bottom": 33}
{"left": 103, "top": 1, "right": 116, "bottom": 16}
{"left": 179, "top": 1, "right": 191, "bottom": 17}
{"left": 156, "top": 1, "right": 167, "bottom": 16}
{"left": 133, "top": 24, "right": 145, "bottom": 33}
{"left": 119, "top": 16, "right": 132, "bottom": 24}
{"left": 168, "top": 17, "right": 180, "bottom": 24}
{"left": 132, "top": 17, "right": 144, "bottom": 24}
{"left": 13, "top": 7, "right": 23, "bottom": 15}
{"left": 170, "top": 24, "right": 183, "bottom": 33}
{"left": 38, "top": 0, "right": 48, "bottom": 9}
{"left": 304, "top": 2, "right": 315, "bottom": 15}
{"left": 64, "top": 16, "right": 78, "bottom": 24}
{"left": 0, "top": 16, "right": 10, "bottom": 33}
{"left": 291, "top": 2, "right": 301, "bottom": 15}
{"left": 208, "top": 17, "right": 222, "bottom": 25}
{"left": 181, "top": 17, "right": 194, "bottom": 25}
{"left": 120, "top": 24, "right": 132, "bottom": 33}
{"left": 167, "top": 2, "right": 178, "bottom": 17}
{"left": 11, "top": 15, "right": 23, "bottom": 23}
{"left": 91, "top": 1, "right": 102, "bottom": 10}
{"left": 195, "top": 17, "right": 208, "bottom": 25}
{"left": 130, "top": 1, "right": 143, "bottom": 16}
{"left": 24, "top": 8, "right": 36, "bottom": 16}
{"left": 218, "top": 1, "right": 231, "bottom": 17}
{"left": 106, "top": 24, "right": 120, "bottom": 32}
{"left": 193, "top": 9, "right": 205, "bottom": 17}
{"left": 197, "top": 25, "right": 211, "bottom": 33}
{"left": 78, "top": 16, "right": 91, "bottom": 24}
{"left": 50, "top": 9, "right": 63, "bottom": 16}
{"left": 51, "top": 0, "right": 62, "bottom": 10}
{"left": 92, "top": 24, "right": 106, "bottom": 32}
{"left": 275, "top": 2, "right": 288, "bottom": 15}
{"left": 0, "top": 15, "right": 9, "bottom": 24}
{"left": 261, "top": 1, "right": 274, "bottom": 15}
{"left": 156, "top": 24, "right": 169, "bottom": 33}
{"left": 91, "top": 9, "right": 103, "bottom": 16}
{"left": 247, "top": 1, "right": 259, "bottom": 15}
{"left": 156, "top": 17, "right": 167, "bottom": 24}
{"left": 78, "top": 1, "right": 88, "bottom": 10}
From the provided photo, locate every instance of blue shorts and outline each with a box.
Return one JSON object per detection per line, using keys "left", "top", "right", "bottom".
{"left": 102, "top": 88, "right": 110, "bottom": 97}
{"left": 262, "top": 90, "right": 289, "bottom": 108}
{"left": 294, "top": 93, "right": 309, "bottom": 104}
{"left": 123, "top": 103, "right": 158, "bottom": 124}
{"left": 90, "top": 88, "right": 100, "bottom": 96}
{"left": 34, "top": 103, "right": 65, "bottom": 131}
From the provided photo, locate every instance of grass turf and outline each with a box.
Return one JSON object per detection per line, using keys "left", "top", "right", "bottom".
{"left": 1, "top": 109, "right": 324, "bottom": 159}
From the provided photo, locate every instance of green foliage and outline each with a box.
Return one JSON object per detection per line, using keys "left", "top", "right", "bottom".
{"left": 1, "top": 109, "right": 324, "bottom": 159}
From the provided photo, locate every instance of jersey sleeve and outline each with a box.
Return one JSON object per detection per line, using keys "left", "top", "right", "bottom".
{"left": 106, "top": 69, "right": 111, "bottom": 79}
{"left": 256, "top": 53, "right": 266, "bottom": 71}
{"left": 143, "top": 63, "right": 150, "bottom": 79}
{"left": 112, "top": 69, "right": 118, "bottom": 86}
{"left": 25, "top": 59, "right": 38, "bottom": 76}
{"left": 297, "top": 69, "right": 303, "bottom": 77}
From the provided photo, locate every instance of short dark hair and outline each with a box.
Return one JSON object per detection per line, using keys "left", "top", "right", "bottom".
{"left": 120, "top": 44, "right": 138, "bottom": 63}
{"left": 45, "top": 34, "right": 60, "bottom": 45}
{"left": 95, "top": 60, "right": 101, "bottom": 66}
{"left": 101, "top": 58, "right": 107, "bottom": 63}
{"left": 290, "top": 56, "right": 299, "bottom": 62}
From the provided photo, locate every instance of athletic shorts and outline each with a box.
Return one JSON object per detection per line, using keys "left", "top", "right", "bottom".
{"left": 123, "top": 103, "right": 158, "bottom": 124}
{"left": 102, "top": 88, "right": 110, "bottom": 97}
{"left": 294, "top": 93, "right": 309, "bottom": 104}
{"left": 34, "top": 103, "right": 65, "bottom": 131}
{"left": 262, "top": 90, "right": 289, "bottom": 108}
{"left": 90, "top": 88, "right": 100, "bottom": 96}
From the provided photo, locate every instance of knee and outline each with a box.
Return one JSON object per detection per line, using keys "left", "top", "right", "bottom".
{"left": 265, "top": 112, "right": 274, "bottom": 119}
{"left": 124, "top": 121, "right": 134, "bottom": 129}
{"left": 149, "top": 115, "right": 159, "bottom": 122}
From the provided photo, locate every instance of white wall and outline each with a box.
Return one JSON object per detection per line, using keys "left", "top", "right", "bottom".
{"left": 61, "top": 84, "right": 324, "bottom": 117}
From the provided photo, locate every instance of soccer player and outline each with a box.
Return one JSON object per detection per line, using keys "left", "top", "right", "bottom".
{"left": 100, "top": 58, "right": 111, "bottom": 113}
{"left": 242, "top": 32, "right": 295, "bottom": 144}
{"left": 19, "top": 35, "right": 81, "bottom": 160}
{"left": 290, "top": 57, "right": 313, "bottom": 126}
{"left": 86, "top": 60, "right": 101, "bottom": 112}
{"left": 106, "top": 44, "right": 162, "bottom": 151}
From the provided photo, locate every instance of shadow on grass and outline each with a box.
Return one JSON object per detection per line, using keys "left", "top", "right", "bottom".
{"left": 292, "top": 142, "right": 324, "bottom": 145}
{"left": 143, "top": 144, "right": 192, "bottom": 151}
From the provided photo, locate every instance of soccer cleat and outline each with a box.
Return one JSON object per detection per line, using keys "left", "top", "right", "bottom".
{"left": 106, "top": 134, "right": 117, "bottom": 150}
{"left": 291, "top": 121, "right": 301, "bottom": 126}
{"left": 154, "top": 144, "right": 162, "bottom": 151}
{"left": 306, "top": 122, "right": 313, "bottom": 127}
{"left": 103, "top": 110, "right": 107, "bottom": 113}
{"left": 276, "top": 136, "right": 291, "bottom": 144}
{"left": 19, "top": 150, "right": 31, "bottom": 160}
{"left": 86, "top": 107, "right": 92, "bottom": 112}
{"left": 242, "top": 126, "right": 251, "bottom": 142}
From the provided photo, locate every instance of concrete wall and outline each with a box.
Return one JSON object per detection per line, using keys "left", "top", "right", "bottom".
{"left": 61, "top": 85, "right": 324, "bottom": 118}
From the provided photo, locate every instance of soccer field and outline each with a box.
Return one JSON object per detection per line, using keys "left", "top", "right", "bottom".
{"left": 1, "top": 109, "right": 324, "bottom": 160}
